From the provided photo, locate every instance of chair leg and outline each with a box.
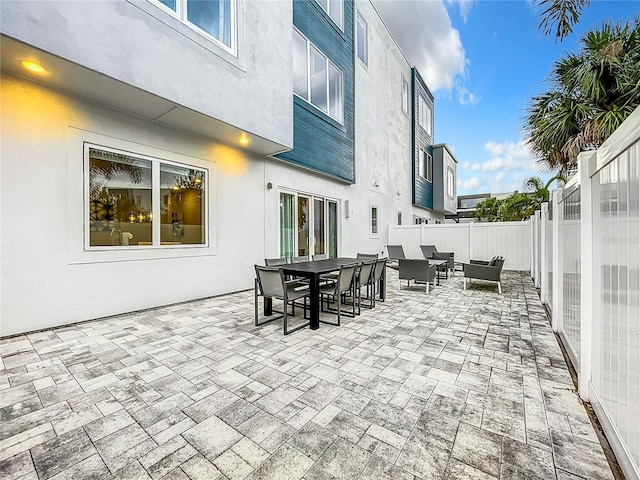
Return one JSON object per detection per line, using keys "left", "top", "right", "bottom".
{"left": 463, "top": 278, "right": 467, "bottom": 290}
{"left": 426, "top": 281, "right": 429, "bottom": 294}
{"left": 498, "top": 282, "right": 502, "bottom": 294}
{"left": 254, "top": 280, "right": 259, "bottom": 326}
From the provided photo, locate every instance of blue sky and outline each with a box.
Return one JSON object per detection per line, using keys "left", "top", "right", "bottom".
{"left": 373, "top": 0, "right": 639, "bottom": 195}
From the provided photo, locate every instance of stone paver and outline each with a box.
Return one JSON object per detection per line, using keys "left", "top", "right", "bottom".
{"left": 0, "top": 270, "right": 614, "bottom": 479}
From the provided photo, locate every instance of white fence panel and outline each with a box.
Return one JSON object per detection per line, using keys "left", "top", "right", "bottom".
{"left": 387, "top": 225, "right": 423, "bottom": 259}
{"left": 560, "top": 185, "right": 581, "bottom": 370}
{"left": 388, "top": 222, "right": 530, "bottom": 270}
{"left": 590, "top": 135, "right": 640, "bottom": 480}
{"left": 471, "top": 222, "right": 530, "bottom": 270}
{"left": 422, "top": 224, "right": 471, "bottom": 263}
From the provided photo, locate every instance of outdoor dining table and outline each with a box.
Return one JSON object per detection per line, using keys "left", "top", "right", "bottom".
{"left": 264, "top": 257, "right": 386, "bottom": 330}
{"left": 430, "top": 259, "right": 449, "bottom": 285}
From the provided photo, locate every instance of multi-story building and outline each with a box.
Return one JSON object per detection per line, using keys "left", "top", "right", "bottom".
{"left": 0, "top": 0, "right": 457, "bottom": 335}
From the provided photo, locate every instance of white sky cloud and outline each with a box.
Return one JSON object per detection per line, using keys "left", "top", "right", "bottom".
{"left": 458, "top": 177, "right": 480, "bottom": 191}
{"left": 447, "top": 0, "right": 475, "bottom": 22}
{"left": 372, "top": 0, "right": 468, "bottom": 92}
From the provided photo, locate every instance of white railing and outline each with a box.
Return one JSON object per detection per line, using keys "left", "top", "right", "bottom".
{"left": 387, "top": 221, "right": 531, "bottom": 270}
{"left": 534, "top": 107, "right": 640, "bottom": 480}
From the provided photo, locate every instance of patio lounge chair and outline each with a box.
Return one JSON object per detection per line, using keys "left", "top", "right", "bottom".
{"left": 386, "top": 245, "right": 406, "bottom": 261}
{"left": 254, "top": 265, "right": 310, "bottom": 335}
{"left": 420, "top": 245, "right": 455, "bottom": 275}
{"left": 356, "top": 253, "right": 378, "bottom": 259}
{"left": 463, "top": 256, "right": 505, "bottom": 294}
{"left": 385, "top": 245, "right": 405, "bottom": 270}
{"left": 398, "top": 258, "right": 436, "bottom": 294}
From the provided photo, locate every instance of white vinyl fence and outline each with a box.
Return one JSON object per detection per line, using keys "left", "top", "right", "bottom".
{"left": 387, "top": 221, "right": 531, "bottom": 271}
{"left": 532, "top": 107, "right": 640, "bottom": 480}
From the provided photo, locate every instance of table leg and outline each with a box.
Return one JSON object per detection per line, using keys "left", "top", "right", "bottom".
{"left": 378, "top": 263, "right": 386, "bottom": 301}
{"left": 309, "top": 274, "right": 320, "bottom": 330}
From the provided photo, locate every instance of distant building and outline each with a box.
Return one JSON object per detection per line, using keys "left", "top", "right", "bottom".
{"left": 447, "top": 191, "right": 515, "bottom": 222}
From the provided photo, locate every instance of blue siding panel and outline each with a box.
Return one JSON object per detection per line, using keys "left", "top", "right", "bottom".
{"left": 275, "top": 0, "right": 355, "bottom": 184}
{"left": 412, "top": 68, "right": 434, "bottom": 210}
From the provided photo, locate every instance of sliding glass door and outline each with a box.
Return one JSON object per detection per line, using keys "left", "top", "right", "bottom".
{"left": 279, "top": 191, "right": 338, "bottom": 259}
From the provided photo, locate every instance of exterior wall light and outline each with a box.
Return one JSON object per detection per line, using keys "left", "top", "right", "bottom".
{"left": 21, "top": 60, "right": 46, "bottom": 74}
{"left": 374, "top": 181, "right": 380, "bottom": 187}
{"left": 238, "top": 134, "right": 250, "bottom": 146}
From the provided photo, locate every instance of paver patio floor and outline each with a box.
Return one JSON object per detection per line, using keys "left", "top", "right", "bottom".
{"left": 1, "top": 270, "right": 614, "bottom": 480}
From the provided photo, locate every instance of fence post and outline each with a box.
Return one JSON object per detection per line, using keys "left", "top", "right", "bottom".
{"left": 530, "top": 215, "right": 535, "bottom": 280}
{"left": 540, "top": 203, "right": 549, "bottom": 305}
{"left": 578, "top": 151, "right": 596, "bottom": 401}
{"left": 552, "top": 189, "right": 562, "bottom": 332}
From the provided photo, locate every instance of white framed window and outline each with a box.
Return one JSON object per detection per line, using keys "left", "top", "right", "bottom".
{"left": 293, "top": 28, "right": 344, "bottom": 123}
{"left": 418, "top": 149, "right": 432, "bottom": 182}
{"left": 315, "top": 0, "right": 343, "bottom": 29}
{"left": 447, "top": 167, "right": 455, "bottom": 198}
{"left": 370, "top": 205, "right": 379, "bottom": 235}
{"left": 402, "top": 76, "right": 410, "bottom": 115}
{"left": 86, "top": 144, "right": 207, "bottom": 249}
{"left": 418, "top": 95, "right": 432, "bottom": 135}
{"left": 151, "top": 0, "right": 235, "bottom": 52}
{"left": 356, "top": 12, "right": 368, "bottom": 66}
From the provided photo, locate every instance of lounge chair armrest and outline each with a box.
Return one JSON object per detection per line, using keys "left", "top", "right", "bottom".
{"left": 469, "top": 260, "right": 490, "bottom": 265}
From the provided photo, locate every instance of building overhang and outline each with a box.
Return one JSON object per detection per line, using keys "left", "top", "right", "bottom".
{"left": 1, "top": 35, "right": 291, "bottom": 157}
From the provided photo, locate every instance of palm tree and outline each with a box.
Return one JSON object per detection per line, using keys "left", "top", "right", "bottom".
{"left": 524, "top": 19, "right": 640, "bottom": 174}
{"left": 537, "top": 0, "right": 591, "bottom": 42}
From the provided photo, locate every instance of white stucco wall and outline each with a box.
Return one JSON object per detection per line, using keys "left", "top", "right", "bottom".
{"left": 354, "top": 0, "right": 442, "bottom": 227}
{"left": 1, "top": 75, "right": 269, "bottom": 336}
{"left": 0, "top": 0, "right": 293, "bottom": 147}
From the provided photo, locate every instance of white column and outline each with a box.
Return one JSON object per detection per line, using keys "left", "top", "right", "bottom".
{"left": 552, "top": 189, "right": 562, "bottom": 332}
{"left": 540, "top": 203, "right": 548, "bottom": 305}
{"left": 579, "top": 151, "right": 596, "bottom": 401}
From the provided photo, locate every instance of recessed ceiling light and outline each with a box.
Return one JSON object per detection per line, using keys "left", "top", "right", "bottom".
{"left": 21, "top": 60, "right": 46, "bottom": 74}
{"left": 238, "top": 134, "right": 250, "bottom": 146}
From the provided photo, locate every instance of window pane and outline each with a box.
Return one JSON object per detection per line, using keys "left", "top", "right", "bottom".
{"left": 328, "top": 63, "right": 343, "bottom": 122}
{"left": 187, "top": 0, "right": 232, "bottom": 47}
{"left": 371, "top": 207, "right": 378, "bottom": 234}
{"left": 427, "top": 154, "right": 433, "bottom": 182}
{"left": 356, "top": 15, "right": 367, "bottom": 65}
{"left": 402, "top": 78, "right": 409, "bottom": 114}
{"left": 89, "top": 149, "right": 152, "bottom": 247}
{"left": 419, "top": 151, "right": 425, "bottom": 179}
{"left": 329, "top": 0, "right": 343, "bottom": 28}
{"left": 328, "top": 201, "right": 337, "bottom": 258}
{"left": 426, "top": 103, "right": 432, "bottom": 134}
{"left": 310, "top": 45, "right": 328, "bottom": 113}
{"left": 314, "top": 198, "right": 325, "bottom": 255}
{"left": 316, "top": 0, "right": 328, "bottom": 10}
{"left": 160, "top": 164, "right": 206, "bottom": 245}
{"left": 298, "top": 196, "right": 310, "bottom": 256}
{"left": 159, "top": 0, "right": 176, "bottom": 11}
{"left": 293, "top": 30, "right": 308, "bottom": 98}
{"left": 280, "top": 193, "right": 295, "bottom": 259}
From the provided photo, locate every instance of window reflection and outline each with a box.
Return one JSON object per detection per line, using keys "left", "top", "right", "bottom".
{"left": 161, "top": 164, "right": 206, "bottom": 245}
{"left": 89, "top": 149, "right": 152, "bottom": 247}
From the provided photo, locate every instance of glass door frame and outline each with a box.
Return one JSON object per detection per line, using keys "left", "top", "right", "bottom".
{"left": 278, "top": 188, "right": 340, "bottom": 259}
